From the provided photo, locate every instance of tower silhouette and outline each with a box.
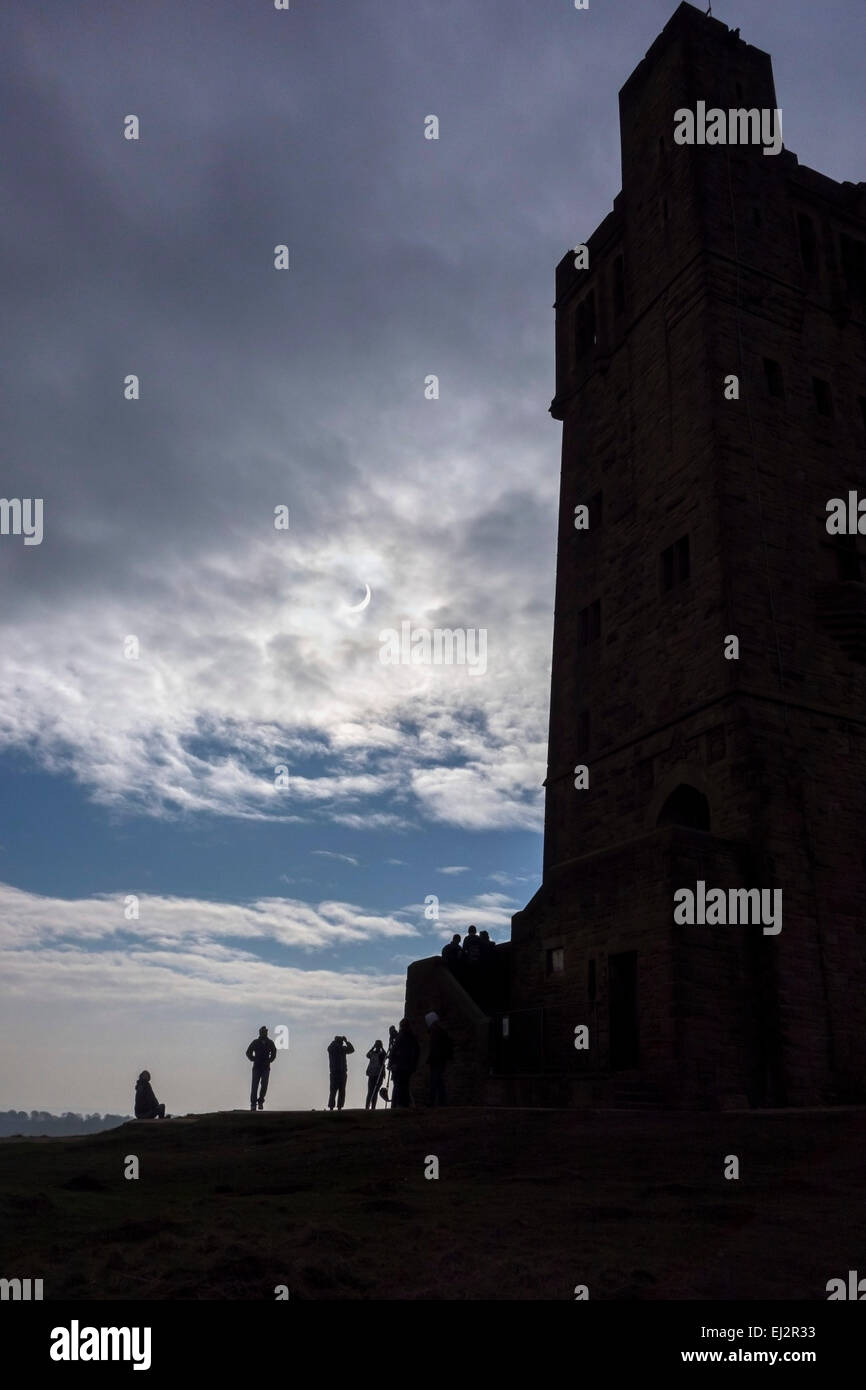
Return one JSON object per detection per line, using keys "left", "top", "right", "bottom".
{"left": 406, "top": 2, "right": 866, "bottom": 1108}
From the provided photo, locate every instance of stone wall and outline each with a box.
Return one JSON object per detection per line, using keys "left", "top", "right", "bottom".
{"left": 403, "top": 955, "right": 493, "bottom": 1105}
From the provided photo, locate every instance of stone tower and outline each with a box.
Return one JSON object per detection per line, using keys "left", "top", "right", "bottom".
{"left": 406, "top": 1, "right": 866, "bottom": 1108}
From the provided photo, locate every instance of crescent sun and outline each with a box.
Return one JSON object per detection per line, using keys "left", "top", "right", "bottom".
{"left": 345, "top": 583, "right": 372, "bottom": 612}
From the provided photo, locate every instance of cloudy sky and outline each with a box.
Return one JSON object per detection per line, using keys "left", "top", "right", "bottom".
{"left": 2, "top": 0, "right": 864, "bottom": 1115}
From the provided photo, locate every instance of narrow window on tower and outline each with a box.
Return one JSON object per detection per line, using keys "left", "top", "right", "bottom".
{"left": 661, "top": 535, "right": 690, "bottom": 592}
{"left": 662, "top": 545, "right": 674, "bottom": 592}
{"left": 675, "top": 535, "right": 690, "bottom": 583}
{"left": 575, "top": 290, "right": 596, "bottom": 357}
{"left": 840, "top": 233, "right": 866, "bottom": 300}
{"left": 576, "top": 709, "right": 590, "bottom": 758}
{"left": 763, "top": 358, "right": 785, "bottom": 399}
{"left": 546, "top": 947, "right": 564, "bottom": 975}
{"left": 813, "top": 377, "right": 834, "bottom": 417}
{"left": 797, "top": 213, "right": 817, "bottom": 273}
{"left": 613, "top": 256, "right": 625, "bottom": 317}
{"left": 578, "top": 600, "right": 601, "bottom": 646}
{"left": 836, "top": 535, "right": 862, "bottom": 582}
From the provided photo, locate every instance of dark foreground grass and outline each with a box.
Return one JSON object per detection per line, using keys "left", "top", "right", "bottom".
{"left": 0, "top": 1106, "right": 862, "bottom": 1299}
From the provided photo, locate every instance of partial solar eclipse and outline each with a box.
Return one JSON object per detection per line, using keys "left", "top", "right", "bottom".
{"left": 345, "top": 584, "right": 372, "bottom": 612}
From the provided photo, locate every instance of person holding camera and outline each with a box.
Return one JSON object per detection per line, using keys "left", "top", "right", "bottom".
{"left": 364, "top": 1039, "right": 388, "bottom": 1109}
{"left": 326, "top": 1034, "right": 355, "bottom": 1110}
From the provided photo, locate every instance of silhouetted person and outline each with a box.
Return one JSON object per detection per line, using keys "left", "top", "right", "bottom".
{"left": 384, "top": 1024, "right": 399, "bottom": 1101}
{"left": 364, "top": 1039, "right": 387, "bottom": 1109}
{"left": 134, "top": 1071, "right": 166, "bottom": 1120}
{"left": 327, "top": 1035, "right": 354, "bottom": 1110}
{"left": 389, "top": 1018, "right": 420, "bottom": 1108}
{"left": 246, "top": 1026, "right": 277, "bottom": 1111}
{"left": 462, "top": 923, "right": 481, "bottom": 966}
{"left": 477, "top": 929, "right": 496, "bottom": 1007}
{"left": 427, "top": 1017, "right": 453, "bottom": 1106}
{"left": 441, "top": 934, "right": 462, "bottom": 970}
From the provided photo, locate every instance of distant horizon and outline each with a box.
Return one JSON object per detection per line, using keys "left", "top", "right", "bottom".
{"left": 0, "top": 1095, "right": 403, "bottom": 1128}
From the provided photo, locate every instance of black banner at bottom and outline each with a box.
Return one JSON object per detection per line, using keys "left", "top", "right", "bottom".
{"left": 5, "top": 1300, "right": 861, "bottom": 1374}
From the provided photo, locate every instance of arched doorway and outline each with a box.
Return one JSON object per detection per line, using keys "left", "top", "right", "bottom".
{"left": 656, "top": 783, "right": 710, "bottom": 831}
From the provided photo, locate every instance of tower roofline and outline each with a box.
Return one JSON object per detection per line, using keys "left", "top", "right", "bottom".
{"left": 619, "top": 1, "right": 771, "bottom": 106}
{"left": 554, "top": 3, "right": 866, "bottom": 292}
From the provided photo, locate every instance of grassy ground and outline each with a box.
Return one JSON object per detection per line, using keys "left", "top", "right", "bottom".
{"left": 0, "top": 1106, "right": 862, "bottom": 1300}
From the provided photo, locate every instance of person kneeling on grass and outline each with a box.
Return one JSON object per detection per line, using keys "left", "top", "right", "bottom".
{"left": 134, "top": 1070, "right": 167, "bottom": 1120}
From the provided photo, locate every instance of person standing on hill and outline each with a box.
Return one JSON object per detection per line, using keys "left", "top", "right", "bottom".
{"left": 364, "top": 1039, "right": 387, "bottom": 1110}
{"left": 246, "top": 1026, "right": 277, "bottom": 1112}
{"left": 384, "top": 1024, "right": 399, "bottom": 1101}
{"left": 327, "top": 1035, "right": 355, "bottom": 1110}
